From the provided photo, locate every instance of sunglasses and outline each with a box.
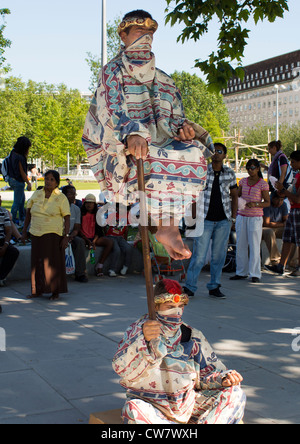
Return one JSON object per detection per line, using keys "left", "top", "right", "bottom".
{"left": 214, "top": 149, "right": 224, "bottom": 155}
{"left": 246, "top": 165, "right": 258, "bottom": 171}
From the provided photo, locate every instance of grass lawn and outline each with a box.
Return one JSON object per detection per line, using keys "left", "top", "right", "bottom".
{"left": 60, "top": 180, "right": 100, "bottom": 190}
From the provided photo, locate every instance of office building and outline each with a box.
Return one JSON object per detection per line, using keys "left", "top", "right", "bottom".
{"left": 222, "top": 50, "right": 300, "bottom": 130}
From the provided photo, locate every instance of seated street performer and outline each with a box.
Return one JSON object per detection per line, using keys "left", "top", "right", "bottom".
{"left": 112, "top": 279, "right": 246, "bottom": 424}
{"left": 82, "top": 10, "right": 214, "bottom": 261}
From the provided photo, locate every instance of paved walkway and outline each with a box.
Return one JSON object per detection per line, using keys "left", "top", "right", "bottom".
{"left": 0, "top": 270, "right": 299, "bottom": 424}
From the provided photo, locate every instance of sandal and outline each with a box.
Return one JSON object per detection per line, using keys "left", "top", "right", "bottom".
{"left": 49, "top": 294, "right": 59, "bottom": 301}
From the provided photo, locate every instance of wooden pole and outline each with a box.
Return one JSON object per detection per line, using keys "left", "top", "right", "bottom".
{"left": 137, "top": 159, "right": 156, "bottom": 320}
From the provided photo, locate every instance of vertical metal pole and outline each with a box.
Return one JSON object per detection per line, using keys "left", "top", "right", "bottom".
{"left": 101, "top": 0, "right": 107, "bottom": 67}
{"left": 67, "top": 150, "right": 70, "bottom": 175}
{"left": 276, "top": 87, "right": 279, "bottom": 140}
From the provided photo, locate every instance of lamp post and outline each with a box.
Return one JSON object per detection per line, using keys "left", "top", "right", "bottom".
{"left": 274, "top": 84, "right": 287, "bottom": 140}
{"left": 101, "top": 0, "right": 107, "bottom": 67}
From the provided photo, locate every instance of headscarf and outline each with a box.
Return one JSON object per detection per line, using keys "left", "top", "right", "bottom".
{"left": 122, "top": 34, "right": 156, "bottom": 87}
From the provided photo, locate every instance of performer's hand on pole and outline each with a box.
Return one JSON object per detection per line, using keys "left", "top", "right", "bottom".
{"left": 222, "top": 370, "right": 243, "bottom": 387}
{"left": 127, "top": 135, "right": 149, "bottom": 160}
{"left": 143, "top": 320, "right": 161, "bottom": 341}
{"left": 174, "top": 122, "right": 195, "bottom": 142}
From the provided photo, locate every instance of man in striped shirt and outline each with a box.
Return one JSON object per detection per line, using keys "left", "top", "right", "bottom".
{"left": 183, "top": 143, "right": 238, "bottom": 299}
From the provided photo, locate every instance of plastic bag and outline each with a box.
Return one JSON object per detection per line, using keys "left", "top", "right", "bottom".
{"left": 65, "top": 244, "right": 75, "bottom": 275}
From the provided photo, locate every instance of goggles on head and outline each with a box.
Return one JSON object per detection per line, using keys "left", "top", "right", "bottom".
{"left": 117, "top": 17, "right": 158, "bottom": 36}
{"left": 154, "top": 292, "right": 189, "bottom": 306}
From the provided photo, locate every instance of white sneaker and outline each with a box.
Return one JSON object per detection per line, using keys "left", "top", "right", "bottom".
{"left": 108, "top": 269, "right": 117, "bottom": 277}
{"left": 289, "top": 267, "right": 300, "bottom": 277}
{"left": 120, "top": 266, "right": 128, "bottom": 276}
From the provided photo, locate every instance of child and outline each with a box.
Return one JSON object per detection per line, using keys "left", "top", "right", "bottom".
{"left": 265, "top": 150, "right": 300, "bottom": 276}
{"left": 230, "top": 159, "right": 270, "bottom": 283}
{"left": 105, "top": 203, "right": 133, "bottom": 276}
{"left": 79, "top": 194, "right": 115, "bottom": 277}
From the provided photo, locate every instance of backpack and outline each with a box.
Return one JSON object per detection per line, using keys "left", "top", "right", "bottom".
{"left": 278, "top": 155, "right": 294, "bottom": 189}
{"left": 1, "top": 154, "right": 11, "bottom": 182}
{"left": 223, "top": 245, "right": 236, "bottom": 273}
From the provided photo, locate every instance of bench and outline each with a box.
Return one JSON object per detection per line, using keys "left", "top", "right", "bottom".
{"left": 7, "top": 243, "right": 144, "bottom": 281}
{"left": 7, "top": 238, "right": 194, "bottom": 282}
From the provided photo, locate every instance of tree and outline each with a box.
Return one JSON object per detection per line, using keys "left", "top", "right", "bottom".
{"left": 202, "top": 111, "right": 223, "bottom": 141}
{"left": 25, "top": 82, "right": 89, "bottom": 167}
{"left": 0, "top": 77, "right": 29, "bottom": 156}
{"left": 86, "top": 16, "right": 121, "bottom": 92}
{"left": 165, "top": 0, "right": 289, "bottom": 92}
{"left": 171, "top": 71, "right": 230, "bottom": 132}
{"left": 0, "top": 8, "right": 11, "bottom": 72}
{"left": 242, "top": 122, "right": 300, "bottom": 158}
{"left": 0, "top": 77, "right": 89, "bottom": 167}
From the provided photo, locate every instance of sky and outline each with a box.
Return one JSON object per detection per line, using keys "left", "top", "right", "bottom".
{"left": 2, "top": 0, "right": 299, "bottom": 93}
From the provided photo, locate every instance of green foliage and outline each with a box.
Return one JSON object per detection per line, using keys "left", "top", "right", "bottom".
{"left": 0, "top": 77, "right": 89, "bottom": 167}
{"left": 0, "top": 8, "right": 11, "bottom": 70}
{"left": 243, "top": 122, "right": 300, "bottom": 157}
{"left": 165, "top": 0, "right": 289, "bottom": 92}
{"left": 171, "top": 71, "right": 230, "bottom": 132}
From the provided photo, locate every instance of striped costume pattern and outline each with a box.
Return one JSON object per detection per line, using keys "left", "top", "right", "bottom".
{"left": 82, "top": 34, "right": 214, "bottom": 221}
{"left": 112, "top": 315, "right": 246, "bottom": 424}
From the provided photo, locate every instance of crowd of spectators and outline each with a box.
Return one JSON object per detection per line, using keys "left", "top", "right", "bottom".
{"left": 0, "top": 136, "right": 299, "bottom": 313}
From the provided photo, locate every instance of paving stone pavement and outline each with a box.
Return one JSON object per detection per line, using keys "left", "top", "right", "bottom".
{"left": 0, "top": 270, "right": 299, "bottom": 424}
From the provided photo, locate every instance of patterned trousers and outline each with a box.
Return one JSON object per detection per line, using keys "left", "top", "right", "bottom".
{"left": 122, "top": 386, "right": 246, "bottom": 424}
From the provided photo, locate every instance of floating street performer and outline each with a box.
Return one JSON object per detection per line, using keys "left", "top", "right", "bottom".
{"left": 82, "top": 10, "right": 214, "bottom": 260}
{"left": 112, "top": 279, "right": 246, "bottom": 424}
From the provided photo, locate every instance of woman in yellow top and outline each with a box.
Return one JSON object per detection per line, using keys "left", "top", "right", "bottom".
{"left": 22, "top": 170, "right": 70, "bottom": 300}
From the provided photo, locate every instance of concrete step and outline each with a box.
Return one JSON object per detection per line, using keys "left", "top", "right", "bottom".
{"left": 7, "top": 244, "right": 144, "bottom": 281}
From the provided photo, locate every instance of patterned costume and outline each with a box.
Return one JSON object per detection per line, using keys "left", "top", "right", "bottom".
{"left": 82, "top": 34, "right": 214, "bottom": 221}
{"left": 112, "top": 313, "right": 246, "bottom": 424}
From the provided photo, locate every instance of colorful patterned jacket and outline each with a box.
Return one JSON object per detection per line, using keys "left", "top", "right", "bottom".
{"left": 112, "top": 315, "right": 227, "bottom": 423}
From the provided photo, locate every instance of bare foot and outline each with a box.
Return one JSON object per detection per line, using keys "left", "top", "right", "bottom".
{"left": 155, "top": 226, "right": 191, "bottom": 260}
